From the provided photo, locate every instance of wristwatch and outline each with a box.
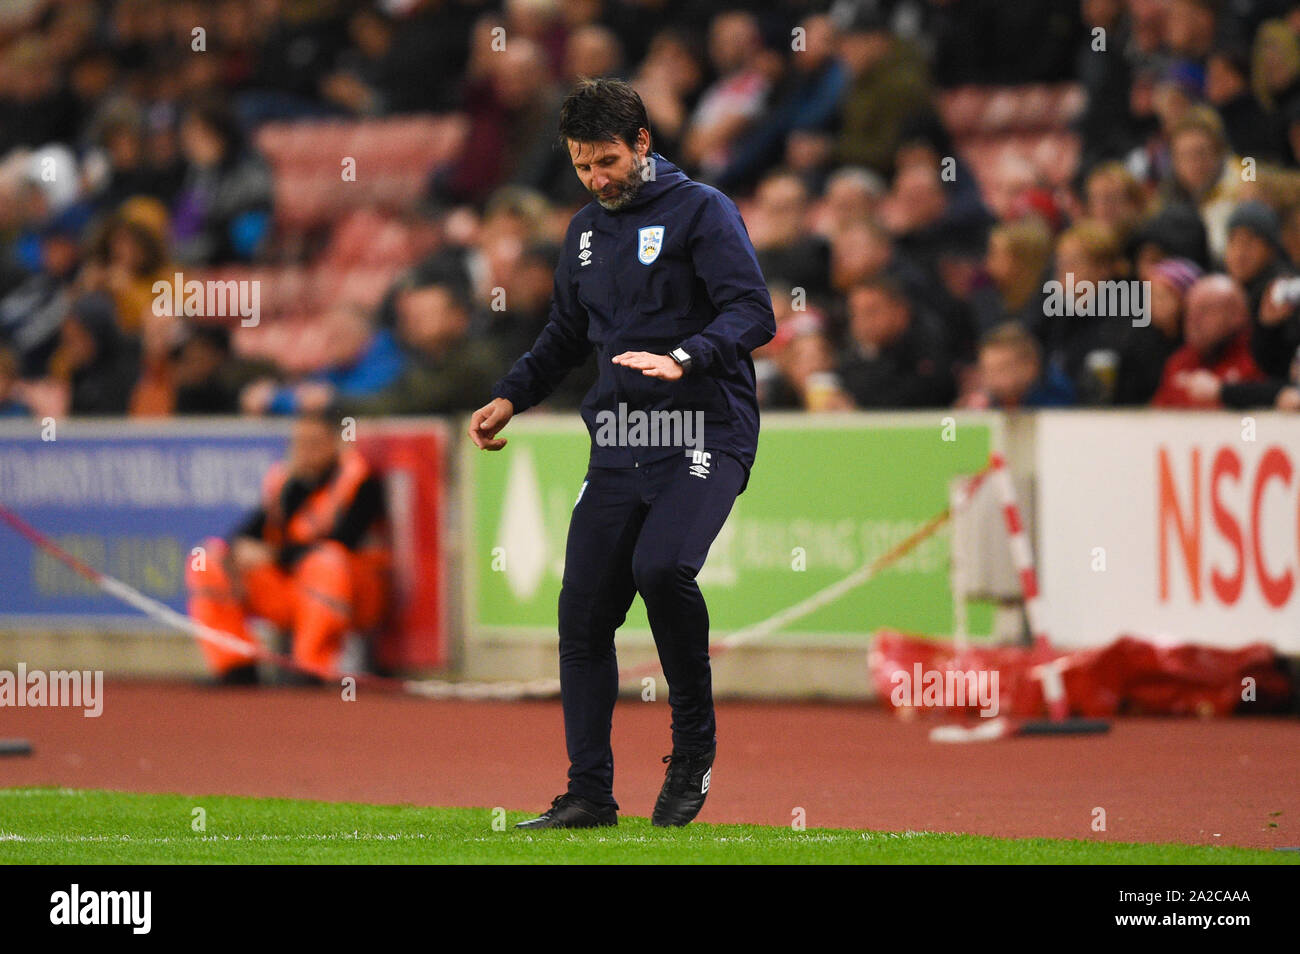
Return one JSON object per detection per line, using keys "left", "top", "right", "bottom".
{"left": 669, "top": 347, "right": 693, "bottom": 374}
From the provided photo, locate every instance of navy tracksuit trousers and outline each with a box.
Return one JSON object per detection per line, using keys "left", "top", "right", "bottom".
{"left": 558, "top": 448, "right": 747, "bottom": 808}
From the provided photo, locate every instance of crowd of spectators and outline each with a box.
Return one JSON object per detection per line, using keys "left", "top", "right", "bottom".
{"left": 2, "top": 0, "right": 1300, "bottom": 421}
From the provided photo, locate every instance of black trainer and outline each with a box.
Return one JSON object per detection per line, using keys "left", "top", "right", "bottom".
{"left": 515, "top": 793, "right": 617, "bottom": 830}
{"left": 651, "top": 744, "right": 715, "bottom": 827}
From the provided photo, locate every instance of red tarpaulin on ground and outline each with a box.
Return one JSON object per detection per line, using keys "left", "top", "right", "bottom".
{"left": 868, "top": 630, "right": 1294, "bottom": 718}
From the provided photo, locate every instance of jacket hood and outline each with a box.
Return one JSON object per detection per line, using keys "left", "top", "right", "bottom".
{"left": 612, "top": 152, "right": 689, "bottom": 212}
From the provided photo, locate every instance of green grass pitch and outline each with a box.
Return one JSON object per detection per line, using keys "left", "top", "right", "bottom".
{"left": 0, "top": 789, "right": 1294, "bottom": 864}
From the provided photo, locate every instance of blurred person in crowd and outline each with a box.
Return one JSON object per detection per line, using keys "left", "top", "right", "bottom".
{"left": 832, "top": 4, "right": 930, "bottom": 176}
{"left": 1221, "top": 200, "right": 1300, "bottom": 380}
{"left": 810, "top": 166, "right": 886, "bottom": 239}
{"left": 1153, "top": 274, "right": 1266, "bottom": 406}
{"left": 1180, "top": 342, "right": 1300, "bottom": 410}
{"left": 829, "top": 219, "right": 892, "bottom": 295}
{"left": 433, "top": 37, "right": 564, "bottom": 206}
{"left": 1252, "top": 270, "right": 1300, "bottom": 382}
{"left": 244, "top": 306, "right": 405, "bottom": 416}
{"left": 186, "top": 405, "right": 390, "bottom": 685}
{"left": 1122, "top": 64, "right": 1176, "bottom": 189}
{"left": 338, "top": 279, "right": 502, "bottom": 416}
{"left": 771, "top": 329, "right": 853, "bottom": 412}
{"left": 882, "top": 160, "right": 988, "bottom": 352}
{"left": 1128, "top": 199, "right": 1211, "bottom": 275}
{"left": 960, "top": 322, "right": 1076, "bottom": 409}
{"left": 753, "top": 280, "right": 831, "bottom": 409}
{"left": 970, "top": 217, "right": 1053, "bottom": 337}
{"left": 133, "top": 317, "right": 241, "bottom": 417}
{"left": 1115, "top": 256, "right": 1200, "bottom": 404}
{"left": 0, "top": 207, "right": 86, "bottom": 378}
{"left": 0, "top": 36, "right": 79, "bottom": 155}
{"left": 320, "top": 5, "right": 405, "bottom": 116}
{"left": 1038, "top": 219, "right": 1130, "bottom": 401}
{"left": 82, "top": 202, "right": 171, "bottom": 337}
{"left": 1160, "top": 106, "right": 1242, "bottom": 260}
{"left": 716, "top": 13, "right": 849, "bottom": 193}
{"left": 630, "top": 28, "right": 705, "bottom": 163}
{"left": 87, "top": 109, "right": 186, "bottom": 212}
{"left": 170, "top": 325, "right": 241, "bottom": 414}
{"left": 1253, "top": 19, "right": 1300, "bottom": 153}
{"left": 893, "top": 110, "right": 991, "bottom": 235}
{"left": 563, "top": 24, "right": 624, "bottom": 84}
{"left": 1224, "top": 200, "right": 1292, "bottom": 317}
{"left": 682, "top": 11, "right": 772, "bottom": 180}
{"left": 1076, "top": 0, "right": 1139, "bottom": 168}
{"left": 1206, "top": 44, "right": 1281, "bottom": 162}
{"left": 836, "top": 276, "right": 954, "bottom": 408}
{"left": 882, "top": 163, "right": 987, "bottom": 281}
{"left": 983, "top": 155, "right": 1044, "bottom": 224}
{"left": 49, "top": 293, "right": 141, "bottom": 416}
{"left": 827, "top": 217, "right": 940, "bottom": 325}
{"left": 171, "top": 96, "right": 273, "bottom": 264}
{"left": 747, "top": 171, "right": 831, "bottom": 302}
{"left": 1083, "top": 161, "right": 1150, "bottom": 243}
{"left": 0, "top": 346, "right": 32, "bottom": 416}
{"left": 1164, "top": 0, "right": 1218, "bottom": 71}
{"left": 469, "top": 240, "right": 596, "bottom": 405}
{"left": 502, "top": 0, "right": 568, "bottom": 79}
{"left": 67, "top": 47, "right": 124, "bottom": 149}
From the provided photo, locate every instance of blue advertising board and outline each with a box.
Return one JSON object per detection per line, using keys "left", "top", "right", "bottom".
{"left": 0, "top": 423, "right": 289, "bottom": 625}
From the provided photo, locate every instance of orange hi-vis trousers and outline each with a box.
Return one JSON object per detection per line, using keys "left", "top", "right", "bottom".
{"left": 186, "top": 537, "right": 389, "bottom": 676}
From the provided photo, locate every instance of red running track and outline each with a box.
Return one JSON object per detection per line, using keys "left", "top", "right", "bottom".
{"left": 1, "top": 681, "right": 1296, "bottom": 849}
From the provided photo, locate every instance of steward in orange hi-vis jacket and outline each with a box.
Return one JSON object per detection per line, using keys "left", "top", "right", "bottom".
{"left": 186, "top": 409, "right": 390, "bottom": 684}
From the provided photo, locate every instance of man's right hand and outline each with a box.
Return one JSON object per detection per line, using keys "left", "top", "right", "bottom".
{"left": 469, "top": 397, "right": 514, "bottom": 450}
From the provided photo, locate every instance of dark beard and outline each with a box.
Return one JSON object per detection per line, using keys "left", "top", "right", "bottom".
{"left": 595, "top": 155, "right": 649, "bottom": 210}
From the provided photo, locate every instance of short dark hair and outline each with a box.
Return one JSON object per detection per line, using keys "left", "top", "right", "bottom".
{"left": 557, "top": 78, "right": 650, "bottom": 152}
{"left": 850, "top": 274, "right": 912, "bottom": 309}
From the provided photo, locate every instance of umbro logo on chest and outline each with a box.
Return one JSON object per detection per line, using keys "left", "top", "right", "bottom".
{"left": 576, "top": 226, "right": 667, "bottom": 266}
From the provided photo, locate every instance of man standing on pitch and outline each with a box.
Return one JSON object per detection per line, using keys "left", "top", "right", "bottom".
{"left": 469, "top": 79, "right": 774, "bottom": 828}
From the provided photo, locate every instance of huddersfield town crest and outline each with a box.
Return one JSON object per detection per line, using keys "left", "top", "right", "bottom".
{"left": 638, "top": 226, "right": 665, "bottom": 265}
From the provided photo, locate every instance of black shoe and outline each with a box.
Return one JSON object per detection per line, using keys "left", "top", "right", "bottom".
{"left": 515, "top": 793, "right": 617, "bottom": 830}
{"left": 651, "top": 744, "right": 715, "bottom": 827}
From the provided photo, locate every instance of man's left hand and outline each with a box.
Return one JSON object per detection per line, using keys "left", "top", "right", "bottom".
{"left": 611, "top": 351, "right": 684, "bottom": 380}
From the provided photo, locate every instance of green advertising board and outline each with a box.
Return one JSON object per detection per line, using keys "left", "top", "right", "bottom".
{"left": 467, "top": 412, "right": 998, "bottom": 649}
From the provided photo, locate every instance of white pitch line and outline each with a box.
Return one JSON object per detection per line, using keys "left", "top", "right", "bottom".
{"left": 0, "top": 832, "right": 438, "bottom": 844}
{"left": 0, "top": 788, "right": 86, "bottom": 798}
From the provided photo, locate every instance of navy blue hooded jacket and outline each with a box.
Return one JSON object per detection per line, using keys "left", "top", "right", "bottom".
{"left": 489, "top": 153, "right": 775, "bottom": 471}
